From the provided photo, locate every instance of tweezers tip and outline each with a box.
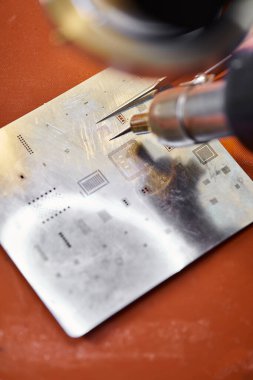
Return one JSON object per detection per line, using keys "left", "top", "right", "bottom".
{"left": 109, "top": 127, "right": 131, "bottom": 141}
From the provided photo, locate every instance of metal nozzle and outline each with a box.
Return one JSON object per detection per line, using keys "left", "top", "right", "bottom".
{"left": 147, "top": 81, "right": 231, "bottom": 146}
{"left": 130, "top": 113, "right": 150, "bottom": 134}
{"left": 109, "top": 113, "right": 150, "bottom": 141}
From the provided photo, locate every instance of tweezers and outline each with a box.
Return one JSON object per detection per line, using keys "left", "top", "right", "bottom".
{"left": 96, "top": 54, "right": 232, "bottom": 124}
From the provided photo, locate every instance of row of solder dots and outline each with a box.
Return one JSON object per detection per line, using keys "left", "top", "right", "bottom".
{"left": 42, "top": 206, "right": 71, "bottom": 224}
{"left": 17, "top": 135, "right": 34, "bottom": 155}
{"left": 27, "top": 188, "right": 56, "bottom": 205}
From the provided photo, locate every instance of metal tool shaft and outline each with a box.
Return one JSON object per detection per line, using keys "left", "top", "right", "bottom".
{"left": 144, "top": 80, "right": 229, "bottom": 146}
{"left": 129, "top": 50, "right": 253, "bottom": 151}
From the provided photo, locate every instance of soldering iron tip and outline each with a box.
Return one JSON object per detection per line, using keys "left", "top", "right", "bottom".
{"left": 109, "top": 127, "right": 131, "bottom": 141}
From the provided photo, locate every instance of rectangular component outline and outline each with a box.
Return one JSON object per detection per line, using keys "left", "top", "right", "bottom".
{"left": 78, "top": 170, "right": 109, "bottom": 195}
{"left": 193, "top": 143, "right": 218, "bottom": 165}
{"left": 108, "top": 139, "right": 148, "bottom": 180}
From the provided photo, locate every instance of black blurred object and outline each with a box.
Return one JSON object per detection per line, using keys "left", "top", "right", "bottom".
{"left": 225, "top": 51, "right": 253, "bottom": 151}
{"left": 42, "top": 0, "right": 253, "bottom": 76}
{"left": 134, "top": 0, "right": 229, "bottom": 30}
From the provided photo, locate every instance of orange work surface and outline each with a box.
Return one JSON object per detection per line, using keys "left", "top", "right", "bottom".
{"left": 0, "top": 2, "right": 253, "bottom": 380}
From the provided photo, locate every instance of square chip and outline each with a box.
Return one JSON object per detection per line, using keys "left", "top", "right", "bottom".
{"left": 108, "top": 140, "right": 149, "bottom": 180}
{"left": 193, "top": 143, "right": 218, "bottom": 165}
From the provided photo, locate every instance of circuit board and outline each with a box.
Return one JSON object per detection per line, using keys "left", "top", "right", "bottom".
{"left": 0, "top": 68, "right": 252, "bottom": 337}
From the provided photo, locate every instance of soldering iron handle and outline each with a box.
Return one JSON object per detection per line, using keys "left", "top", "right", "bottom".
{"left": 225, "top": 50, "right": 253, "bottom": 151}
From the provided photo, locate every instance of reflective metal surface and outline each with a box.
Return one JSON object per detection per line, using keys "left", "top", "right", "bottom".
{"left": 0, "top": 68, "right": 252, "bottom": 337}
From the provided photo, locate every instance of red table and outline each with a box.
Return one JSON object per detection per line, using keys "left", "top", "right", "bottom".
{"left": 1, "top": 2, "right": 253, "bottom": 379}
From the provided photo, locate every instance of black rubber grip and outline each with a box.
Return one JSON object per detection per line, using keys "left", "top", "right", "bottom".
{"left": 225, "top": 51, "right": 253, "bottom": 151}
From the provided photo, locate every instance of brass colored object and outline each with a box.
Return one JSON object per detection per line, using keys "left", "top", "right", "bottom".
{"left": 130, "top": 112, "right": 150, "bottom": 134}
{"left": 110, "top": 112, "right": 150, "bottom": 140}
